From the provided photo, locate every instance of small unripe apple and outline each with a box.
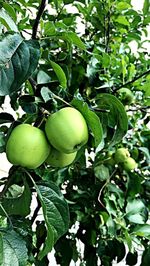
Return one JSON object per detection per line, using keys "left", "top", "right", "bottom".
{"left": 6, "top": 124, "right": 50, "bottom": 169}
{"left": 123, "top": 157, "right": 137, "bottom": 171}
{"left": 114, "top": 148, "right": 130, "bottom": 164}
{"left": 117, "top": 88, "right": 134, "bottom": 105}
{"left": 46, "top": 147, "right": 77, "bottom": 168}
{"left": 45, "top": 107, "right": 89, "bottom": 154}
{"left": 105, "top": 151, "right": 115, "bottom": 166}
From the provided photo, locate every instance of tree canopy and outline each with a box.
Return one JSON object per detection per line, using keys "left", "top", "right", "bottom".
{"left": 0, "top": 0, "right": 150, "bottom": 265}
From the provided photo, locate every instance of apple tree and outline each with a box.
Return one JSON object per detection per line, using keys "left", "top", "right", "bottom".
{"left": 0, "top": 0, "right": 150, "bottom": 265}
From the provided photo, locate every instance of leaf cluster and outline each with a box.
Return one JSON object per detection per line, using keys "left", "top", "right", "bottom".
{"left": 0, "top": 0, "right": 150, "bottom": 265}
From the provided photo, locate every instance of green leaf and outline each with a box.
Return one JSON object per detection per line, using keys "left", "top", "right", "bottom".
{"left": 125, "top": 199, "right": 148, "bottom": 224}
{"left": 106, "top": 216, "right": 116, "bottom": 236}
{"left": 44, "top": 21, "right": 56, "bottom": 36}
{"left": 127, "top": 32, "right": 141, "bottom": 41}
{"left": 54, "top": 0, "right": 58, "bottom": 10}
{"left": 128, "top": 64, "right": 136, "bottom": 81}
{"left": 40, "top": 86, "right": 52, "bottom": 102}
{"left": 132, "top": 15, "right": 141, "bottom": 28}
{"left": 34, "top": 180, "right": 70, "bottom": 260}
{"left": 126, "top": 172, "right": 142, "bottom": 197}
{"left": 0, "top": 113, "right": 14, "bottom": 124}
{"left": 0, "top": 33, "right": 23, "bottom": 67}
{"left": 66, "top": 32, "right": 86, "bottom": 50}
{"left": 101, "top": 52, "right": 110, "bottom": 68}
{"left": 71, "top": 98, "right": 103, "bottom": 147}
{"left": 0, "top": 179, "right": 32, "bottom": 217}
{"left": 139, "top": 147, "right": 150, "bottom": 164}
{"left": 143, "top": 0, "right": 149, "bottom": 15}
{"left": 116, "top": 2, "right": 131, "bottom": 10}
{"left": 0, "top": 229, "right": 28, "bottom": 266}
{"left": 132, "top": 224, "right": 150, "bottom": 237}
{"left": 140, "top": 80, "right": 150, "bottom": 96}
{"left": 37, "top": 70, "right": 51, "bottom": 84}
{"left": 115, "top": 16, "right": 130, "bottom": 26}
{"left": 50, "top": 60, "right": 67, "bottom": 89}
{"left": 94, "top": 164, "right": 109, "bottom": 181}
{"left": 143, "top": 15, "right": 150, "bottom": 25}
{"left": 141, "top": 246, "right": 150, "bottom": 266}
{"left": 18, "top": 95, "right": 38, "bottom": 114}
{"left": 95, "top": 94, "right": 128, "bottom": 147}
{"left": 107, "top": 183, "right": 124, "bottom": 209}
{"left": 0, "top": 8, "right": 18, "bottom": 32}
{"left": 0, "top": 132, "right": 5, "bottom": 153}
{"left": 2, "top": 3, "right": 17, "bottom": 22}
{"left": 0, "top": 33, "right": 40, "bottom": 96}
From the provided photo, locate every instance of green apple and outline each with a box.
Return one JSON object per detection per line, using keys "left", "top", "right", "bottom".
{"left": 114, "top": 148, "right": 130, "bottom": 164}
{"left": 117, "top": 88, "right": 134, "bottom": 105}
{"left": 46, "top": 147, "right": 77, "bottom": 167}
{"left": 6, "top": 124, "right": 50, "bottom": 169}
{"left": 45, "top": 107, "right": 89, "bottom": 153}
{"left": 105, "top": 151, "right": 115, "bottom": 166}
{"left": 123, "top": 157, "right": 137, "bottom": 171}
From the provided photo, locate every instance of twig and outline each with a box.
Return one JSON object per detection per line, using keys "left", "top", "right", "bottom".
{"left": 32, "top": 0, "right": 46, "bottom": 39}
{"left": 22, "top": 29, "right": 32, "bottom": 36}
{"left": 23, "top": 170, "right": 42, "bottom": 224}
{"left": 98, "top": 169, "right": 117, "bottom": 208}
{"left": 128, "top": 105, "right": 150, "bottom": 113}
{"left": 0, "top": 203, "right": 13, "bottom": 228}
{"left": 31, "top": 198, "right": 41, "bottom": 224}
{"left": 113, "top": 69, "right": 150, "bottom": 92}
{"left": 52, "top": 92, "right": 72, "bottom": 106}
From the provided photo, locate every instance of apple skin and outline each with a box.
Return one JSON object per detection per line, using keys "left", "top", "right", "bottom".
{"left": 114, "top": 148, "right": 130, "bottom": 164}
{"left": 6, "top": 124, "right": 50, "bottom": 169}
{"left": 45, "top": 107, "right": 89, "bottom": 153}
{"left": 117, "top": 88, "right": 134, "bottom": 105}
{"left": 46, "top": 147, "right": 77, "bottom": 168}
{"left": 123, "top": 157, "right": 137, "bottom": 171}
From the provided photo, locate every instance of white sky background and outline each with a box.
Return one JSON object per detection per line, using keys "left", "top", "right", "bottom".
{"left": 0, "top": 0, "right": 149, "bottom": 265}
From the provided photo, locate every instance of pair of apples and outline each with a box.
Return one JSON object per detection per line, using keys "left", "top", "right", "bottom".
{"left": 114, "top": 147, "right": 137, "bottom": 171}
{"left": 6, "top": 107, "right": 89, "bottom": 169}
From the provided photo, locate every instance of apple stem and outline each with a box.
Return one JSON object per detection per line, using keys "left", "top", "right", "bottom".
{"left": 52, "top": 93, "right": 72, "bottom": 107}
{"left": 35, "top": 116, "right": 46, "bottom": 128}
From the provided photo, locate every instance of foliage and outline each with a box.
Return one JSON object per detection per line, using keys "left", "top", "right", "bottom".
{"left": 0, "top": 0, "right": 150, "bottom": 265}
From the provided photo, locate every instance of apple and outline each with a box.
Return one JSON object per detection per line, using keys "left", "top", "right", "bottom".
{"left": 46, "top": 147, "right": 77, "bottom": 167}
{"left": 117, "top": 88, "right": 134, "bottom": 105}
{"left": 45, "top": 107, "right": 89, "bottom": 153}
{"left": 114, "top": 148, "right": 130, "bottom": 164}
{"left": 6, "top": 124, "right": 50, "bottom": 169}
{"left": 105, "top": 151, "right": 115, "bottom": 166}
{"left": 123, "top": 157, "right": 137, "bottom": 171}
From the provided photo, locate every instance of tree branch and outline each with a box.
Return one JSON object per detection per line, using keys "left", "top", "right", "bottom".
{"left": 98, "top": 169, "right": 117, "bottom": 208}
{"left": 32, "top": 0, "right": 46, "bottom": 39}
{"left": 31, "top": 198, "right": 41, "bottom": 224}
{"left": 113, "top": 69, "right": 150, "bottom": 92}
